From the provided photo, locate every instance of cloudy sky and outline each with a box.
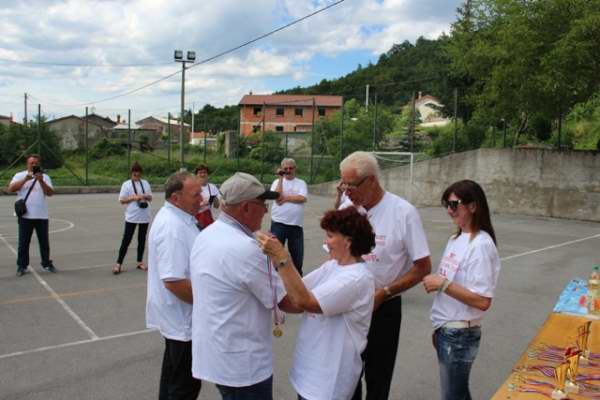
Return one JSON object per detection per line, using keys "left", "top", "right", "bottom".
{"left": 0, "top": 0, "right": 461, "bottom": 124}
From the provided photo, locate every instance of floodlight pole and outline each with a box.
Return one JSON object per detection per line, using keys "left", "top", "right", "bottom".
{"left": 175, "top": 50, "right": 196, "bottom": 171}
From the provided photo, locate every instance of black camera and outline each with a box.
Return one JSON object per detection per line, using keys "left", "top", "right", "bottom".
{"left": 277, "top": 170, "right": 287, "bottom": 176}
{"left": 208, "top": 195, "right": 217, "bottom": 205}
{"left": 32, "top": 165, "right": 42, "bottom": 174}
{"left": 138, "top": 201, "right": 149, "bottom": 209}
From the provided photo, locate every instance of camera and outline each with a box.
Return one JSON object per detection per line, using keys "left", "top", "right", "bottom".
{"left": 277, "top": 170, "right": 287, "bottom": 176}
{"left": 32, "top": 165, "right": 42, "bottom": 174}
{"left": 208, "top": 195, "right": 217, "bottom": 205}
{"left": 138, "top": 201, "right": 149, "bottom": 209}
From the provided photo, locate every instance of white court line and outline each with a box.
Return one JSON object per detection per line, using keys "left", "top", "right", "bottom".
{"left": 0, "top": 236, "right": 99, "bottom": 340}
{"left": 63, "top": 263, "right": 113, "bottom": 271}
{"left": 0, "top": 218, "right": 75, "bottom": 239}
{"left": 501, "top": 233, "right": 600, "bottom": 261}
{"left": 0, "top": 328, "right": 155, "bottom": 360}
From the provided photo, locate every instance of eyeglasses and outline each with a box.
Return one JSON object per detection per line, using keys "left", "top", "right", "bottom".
{"left": 442, "top": 199, "right": 463, "bottom": 211}
{"left": 341, "top": 175, "right": 369, "bottom": 191}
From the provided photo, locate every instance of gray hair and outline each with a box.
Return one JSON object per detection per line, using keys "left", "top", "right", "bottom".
{"left": 340, "top": 151, "right": 380, "bottom": 179}
{"left": 281, "top": 158, "right": 296, "bottom": 167}
{"left": 164, "top": 171, "right": 194, "bottom": 199}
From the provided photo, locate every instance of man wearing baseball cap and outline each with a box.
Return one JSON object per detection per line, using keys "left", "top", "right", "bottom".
{"left": 189, "top": 172, "right": 289, "bottom": 400}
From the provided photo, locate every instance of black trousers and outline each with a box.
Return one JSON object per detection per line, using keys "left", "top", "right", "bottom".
{"left": 116, "top": 222, "right": 148, "bottom": 264}
{"left": 270, "top": 221, "right": 304, "bottom": 276}
{"left": 352, "top": 296, "right": 402, "bottom": 400}
{"left": 17, "top": 217, "right": 51, "bottom": 269}
{"left": 159, "top": 338, "right": 201, "bottom": 400}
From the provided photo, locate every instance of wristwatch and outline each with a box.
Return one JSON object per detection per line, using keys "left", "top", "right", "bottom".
{"left": 383, "top": 286, "right": 392, "bottom": 298}
{"left": 276, "top": 258, "right": 289, "bottom": 269}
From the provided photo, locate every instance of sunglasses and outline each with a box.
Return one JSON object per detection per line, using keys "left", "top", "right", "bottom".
{"left": 442, "top": 199, "right": 463, "bottom": 211}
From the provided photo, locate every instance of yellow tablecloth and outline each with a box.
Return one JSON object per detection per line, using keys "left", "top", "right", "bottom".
{"left": 492, "top": 313, "right": 600, "bottom": 399}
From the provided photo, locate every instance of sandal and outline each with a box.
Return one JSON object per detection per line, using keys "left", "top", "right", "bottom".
{"left": 112, "top": 263, "right": 122, "bottom": 275}
{"left": 136, "top": 262, "right": 147, "bottom": 271}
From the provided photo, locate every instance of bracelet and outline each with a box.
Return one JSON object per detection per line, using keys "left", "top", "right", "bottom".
{"left": 438, "top": 278, "right": 451, "bottom": 293}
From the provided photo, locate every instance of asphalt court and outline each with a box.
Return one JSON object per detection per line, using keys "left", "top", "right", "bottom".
{"left": 0, "top": 192, "right": 599, "bottom": 399}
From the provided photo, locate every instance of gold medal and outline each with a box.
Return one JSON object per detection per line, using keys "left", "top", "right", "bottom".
{"left": 273, "top": 326, "right": 283, "bottom": 337}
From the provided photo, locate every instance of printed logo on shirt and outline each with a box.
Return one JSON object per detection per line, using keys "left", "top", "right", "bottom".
{"left": 362, "top": 253, "right": 380, "bottom": 263}
{"left": 438, "top": 252, "right": 460, "bottom": 281}
{"left": 375, "top": 235, "right": 386, "bottom": 246}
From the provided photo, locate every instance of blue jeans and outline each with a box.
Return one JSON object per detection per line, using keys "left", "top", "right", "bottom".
{"left": 433, "top": 326, "right": 481, "bottom": 400}
{"left": 270, "top": 221, "right": 304, "bottom": 275}
{"left": 216, "top": 375, "right": 273, "bottom": 400}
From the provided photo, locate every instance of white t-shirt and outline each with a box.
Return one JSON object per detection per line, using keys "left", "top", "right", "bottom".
{"left": 290, "top": 260, "right": 374, "bottom": 400}
{"left": 145, "top": 201, "right": 199, "bottom": 341}
{"left": 431, "top": 231, "right": 501, "bottom": 329}
{"left": 190, "top": 218, "right": 287, "bottom": 387}
{"left": 198, "top": 182, "right": 219, "bottom": 215}
{"left": 344, "top": 192, "right": 430, "bottom": 289}
{"left": 11, "top": 171, "right": 53, "bottom": 219}
{"left": 119, "top": 179, "right": 152, "bottom": 224}
{"left": 270, "top": 177, "right": 308, "bottom": 227}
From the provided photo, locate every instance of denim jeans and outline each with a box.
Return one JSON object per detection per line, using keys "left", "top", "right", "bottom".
{"left": 216, "top": 375, "right": 272, "bottom": 400}
{"left": 433, "top": 326, "right": 481, "bottom": 400}
{"left": 270, "top": 221, "right": 304, "bottom": 275}
{"left": 17, "top": 217, "right": 52, "bottom": 269}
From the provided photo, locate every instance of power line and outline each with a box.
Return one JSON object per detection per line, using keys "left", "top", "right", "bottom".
{"left": 0, "top": 58, "right": 171, "bottom": 68}
{"left": 28, "top": 0, "right": 346, "bottom": 108}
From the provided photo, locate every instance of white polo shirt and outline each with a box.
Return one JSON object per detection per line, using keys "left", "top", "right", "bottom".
{"left": 11, "top": 171, "right": 53, "bottom": 220}
{"left": 345, "top": 192, "right": 430, "bottom": 289}
{"left": 190, "top": 216, "right": 286, "bottom": 387}
{"left": 431, "top": 231, "right": 501, "bottom": 329}
{"left": 145, "top": 201, "right": 200, "bottom": 341}
{"left": 270, "top": 177, "right": 308, "bottom": 227}
{"left": 119, "top": 179, "right": 152, "bottom": 224}
{"left": 290, "top": 260, "right": 374, "bottom": 400}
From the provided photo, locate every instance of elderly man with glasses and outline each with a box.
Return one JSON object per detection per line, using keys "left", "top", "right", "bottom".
{"left": 338, "top": 151, "right": 432, "bottom": 400}
{"left": 270, "top": 158, "right": 308, "bottom": 276}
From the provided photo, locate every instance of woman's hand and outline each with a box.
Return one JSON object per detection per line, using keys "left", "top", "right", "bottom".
{"left": 422, "top": 274, "right": 445, "bottom": 293}
{"left": 256, "top": 231, "right": 288, "bottom": 263}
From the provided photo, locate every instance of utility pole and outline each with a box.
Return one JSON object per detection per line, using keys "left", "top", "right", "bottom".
{"left": 37, "top": 104, "right": 41, "bottom": 155}
{"left": 167, "top": 112, "right": 172, "bottom": 166}
{"left": 174, "top": 50, "right": 195, "bottom": 171}
{"left": 128, "top": 109, "right": 132, "bottom": 171}
{"left": 372, "top": 93, "right": 378, "bottom": 150}
{"left": 453, "top": 87, "right": 458, "bottom": 152}
{"left": 85, "top": 107, "right": 89, "bottom": 184}
{"left": 410, "top": 92, "right": 416, "bottom": 153}
{"left": 365, "top": 84, "right": 370, "bottom": 111}
{"left": 310, "top": 97, "right": 316, "bottom": 184}
{"left": 191, "top": 102, "right": 195, "bottom": 134}
{"left": 24, "top": 93, "right": 28, "bottom": 126}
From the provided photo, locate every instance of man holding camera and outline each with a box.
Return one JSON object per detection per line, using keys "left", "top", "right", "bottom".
{"left": 270, "top": 158, "right": 307, "bottom": 275}
{"left": 8, "top": 154, "right": 57, "bottom": 277}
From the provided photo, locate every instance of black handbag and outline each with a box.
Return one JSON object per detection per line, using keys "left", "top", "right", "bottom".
{"left": 14, "top": 179, "right": 37, "bottom": 217}
{"left": 132, "top": 179, "right": 148, "bottom": 209}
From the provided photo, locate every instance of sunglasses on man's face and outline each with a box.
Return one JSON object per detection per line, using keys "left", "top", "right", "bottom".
{"left": 442, "top": 199, "right": 463, "bottom": 211}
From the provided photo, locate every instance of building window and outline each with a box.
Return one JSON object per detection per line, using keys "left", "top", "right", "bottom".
{"left": 253, "top": 107, "right": 262, "bottom": 116}
{"left": 295, "top": 108, "right": 303, "bottom": 117}
{"left": 276, "top": 107, "right": 284, "bottom": 116}
{"left": 318, "top": 107, "right": 326, "bottom": 117}
{"left": 252, "top": 125, "right": 261, "bottom": 133}
{"left": 275, "top": 126, "right": 284, "bottom": 132}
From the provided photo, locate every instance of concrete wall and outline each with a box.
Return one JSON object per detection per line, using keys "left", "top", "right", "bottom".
{"left": 310, "top": 148, "right": 600, "bottom": 222}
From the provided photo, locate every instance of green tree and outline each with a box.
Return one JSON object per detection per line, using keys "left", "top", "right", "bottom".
{"left": 0, "top": 121, "right": 63, "bottom": 168}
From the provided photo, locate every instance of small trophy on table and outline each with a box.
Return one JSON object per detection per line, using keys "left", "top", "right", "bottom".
{"left": 551, "top": 363, "right": 569, "bottom": 400}
{"left": 577, "top": 321, "right": 592, "bottom": 361}
{"left": 565, "top": 349, "right": 581, "bottom": 394}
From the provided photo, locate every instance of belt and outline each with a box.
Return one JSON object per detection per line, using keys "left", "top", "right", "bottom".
{"left": 442, "top": 319, "right": 482, "bottom": 329}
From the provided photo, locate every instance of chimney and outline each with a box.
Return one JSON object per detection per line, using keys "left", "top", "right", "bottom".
{"left": 418, "top": 91, "right": 422, "bottom": 99}
{"left": 249, "top": 90, "right": 253, "bottom": 95}
{"left": 117, "top": 114, "right": 121, "bottom": 124}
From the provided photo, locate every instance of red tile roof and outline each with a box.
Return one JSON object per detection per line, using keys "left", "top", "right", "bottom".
{"left": 239, "top": 94, "right": 343, "bottom": 107}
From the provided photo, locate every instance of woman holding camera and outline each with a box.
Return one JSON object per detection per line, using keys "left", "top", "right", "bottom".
{"left": 194, "top": 164, "right": 220, "bottom": 228}
{"left": 422, "top": 180, "right": 501, "bottom": 400}
{"left": 112, "top": 161, "right": 152, "bottom": 275}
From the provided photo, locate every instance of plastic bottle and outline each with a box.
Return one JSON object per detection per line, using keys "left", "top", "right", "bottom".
{"left": 587, "top": 266, "right": 600, "bottom": 316}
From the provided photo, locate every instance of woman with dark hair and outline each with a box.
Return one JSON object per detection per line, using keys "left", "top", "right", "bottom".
{"left": 422, "top": 180, "right": 501, "bottom": 400}
{"left": 257, "top": 207, "right": 376, "bottom": 400}
{"left": 112, "top": 161, "right": 153, "bottom": 274}
{"left": 194, "top": 164, "right": 220, "bottom": 228}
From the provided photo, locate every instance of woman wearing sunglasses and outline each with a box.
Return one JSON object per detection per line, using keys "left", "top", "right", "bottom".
{"left": 422, "top": 180, "right": 501, "bottom": 400}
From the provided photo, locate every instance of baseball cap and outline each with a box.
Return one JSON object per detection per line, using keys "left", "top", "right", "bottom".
{"left": 220, "top": 172, "right": 279, "bottom": 205}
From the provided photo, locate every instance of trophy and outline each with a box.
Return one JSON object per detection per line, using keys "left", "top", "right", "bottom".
{"left": 565, "top": 350, "right": 581, "bottom": 394}
{"left": 551, "top": 363, "right": 569, "bottom": 400}
{"left": 577, "top": 321, "right": 592, "bottom": 361}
